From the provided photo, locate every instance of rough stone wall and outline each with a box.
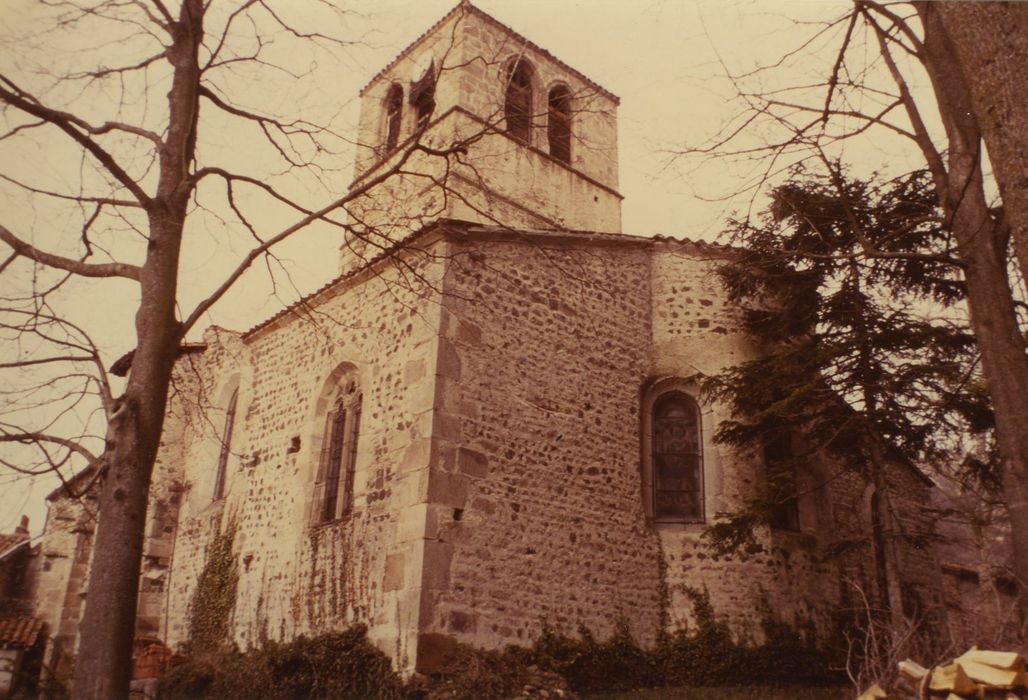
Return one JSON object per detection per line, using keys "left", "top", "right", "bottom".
{"left": 649, "top": 244, "right": 946, "bottom": 642}
{"left": 406, "top": 233, "right": 947, "bottom": 657}
{"left": 420, "top": 234, "right": 663, "bottom": 654}
{"left": 344, "top": 4, "right": 622, "bottom": 265}
{"left": 31, "top": 424, "right": 186, "bottom": 666}
{"left": 31, "top": 490, "right": 96, "bottom": 672}
{"left": 647, "top": 244, "right": 838, "bottom": 641}
{"left": 162, "top": 244, "right": 448, "bottom": 667}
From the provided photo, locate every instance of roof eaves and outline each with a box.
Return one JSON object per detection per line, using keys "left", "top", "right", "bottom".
{"left": 236, "top": 221, "right": 728, "bottom": 341}
{"left": 240, "top": 218, "right": 464, "bottom": 341}
{"left": 359, "top": 1, "right": 619, "bottom": 105}
{"left": 0, "top": 617, "right": 44, "bottom": 650}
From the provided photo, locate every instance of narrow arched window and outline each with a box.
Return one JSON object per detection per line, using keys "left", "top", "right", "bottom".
{"left": 547, "top": 85, "right": 571, "bottom": 163}
{"left": 411, "top": 63, "right": 435, "bottom": 132}
{"left": 384, "top": 84, "right": 403, "bottom": 150}
{"left": 505, "top": 58, "right": 533, "bottom": 142}
{"left": 316, "top": 378, "right": 362, "bottom": 523}
{"left": 652, "top": 392, "right": 703, "bottom": 521}
{"left": 213, "top": 387, "right": 238, "bottom": 501}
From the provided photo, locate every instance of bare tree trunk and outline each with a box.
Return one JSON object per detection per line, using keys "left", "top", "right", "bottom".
{"left": 71, "top": 2, "right": 203, "bottom": 697}
{"left": 917, "top": 3, "right": 1028, "bottom": 629}
{"left": 935, "top": 2, "right": 1028, "bottom": 278}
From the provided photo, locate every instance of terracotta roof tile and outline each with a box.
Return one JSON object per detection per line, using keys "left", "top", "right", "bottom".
{"left": 0, "top": 616, "right": 43, "bottom": 649}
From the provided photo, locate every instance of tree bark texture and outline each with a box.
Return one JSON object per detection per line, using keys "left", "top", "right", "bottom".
{"left": 71, "top": 2, "right": 204, "bottom": 697}
{"left": 918, "top": 3, "right": 1028, "bottom": 629}
{"left": 935, "top": 2, "right": 1028, "bottom": 279}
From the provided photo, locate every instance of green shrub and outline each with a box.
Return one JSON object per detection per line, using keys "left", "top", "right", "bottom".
{"left": 522, "top": 591, "right": 839, "bottom": 695}
{"left": 528, "top": 622, "right": 658, "bottom": 694}
{"left": 160, "top": 595, "right": 839, "bottom": 699}
{"left": 158, "top": 625, "right": 403, "bottom": 700}
{"left": 417, "top": 644, "right": 535, "bottom": 700}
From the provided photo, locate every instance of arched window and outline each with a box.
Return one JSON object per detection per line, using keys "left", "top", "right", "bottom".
{"left": 547, "top": 85, "right": 571, "bottom": 163}
{"left": 315, "top": 377, "right": 362, "bottom": 523}
{"left": 651, "top": 392, "right": 703, "bottom": 522}
{"left": 213, "top": 387, "right": 238, "bottom": 501}
{"left": 411, "top": 63, "right": 435, "bottom": 132}
{"left": 504, "top": 58, "right": 533, "bottom": 142}
{"left": 384, "top": 83, "right": 403, "bottom": 150}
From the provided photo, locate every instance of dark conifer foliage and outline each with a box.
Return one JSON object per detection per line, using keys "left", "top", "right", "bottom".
{"left": 703, "top": 167, "right": 993, "bottom": 554}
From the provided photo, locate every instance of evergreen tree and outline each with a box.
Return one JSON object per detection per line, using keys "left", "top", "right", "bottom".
{"left": 703, "top": 167, "right": 993, "bottom": 554}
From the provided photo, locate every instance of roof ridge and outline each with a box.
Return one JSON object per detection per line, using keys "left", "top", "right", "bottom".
{"left": 358, "top": 1, "right": 619, "bottom": 104}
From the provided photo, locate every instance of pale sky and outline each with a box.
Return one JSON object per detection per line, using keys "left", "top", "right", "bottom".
{"left": 1, "top": 0, "right": 928, "bottom": 534}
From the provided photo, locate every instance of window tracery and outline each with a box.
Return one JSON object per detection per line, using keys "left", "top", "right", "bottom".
{"left": 315, "top": 376, "right": 362, "bottom": 524}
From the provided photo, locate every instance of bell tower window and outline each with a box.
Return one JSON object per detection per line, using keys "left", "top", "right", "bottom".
{"left": 505, "top": 58, "right": 534, "bottom": 143}
{"left": 384, "top": 84, "right": 403, "bottom": 150}
{"left": 410, "top": 60, "right": 436, "bottom": 132}
{"left": 547, "top": 85, "right": 571, "bottom": 163}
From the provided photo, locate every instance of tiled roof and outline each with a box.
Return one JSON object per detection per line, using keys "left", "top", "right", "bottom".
{"left": 0, "top": 616, "right": 43, "bottom": 649}
{"left": 0, "top": 533, "right": 28, "bottom": 563}
{"left": 359, "top": 1, "right": 619, "bottom": 104}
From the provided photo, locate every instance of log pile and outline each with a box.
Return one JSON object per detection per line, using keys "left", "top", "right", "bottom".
{"left": 859, "top": 649, "right": 1026, "bottom": 699}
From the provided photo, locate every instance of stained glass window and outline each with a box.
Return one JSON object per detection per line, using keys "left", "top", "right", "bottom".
{"left": 652, "top": 393, "right": 702, "bottom": 521}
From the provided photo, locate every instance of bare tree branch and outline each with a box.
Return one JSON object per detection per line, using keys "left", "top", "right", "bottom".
{"left": 0, "top": 224, "right": 142, "bottom": 280}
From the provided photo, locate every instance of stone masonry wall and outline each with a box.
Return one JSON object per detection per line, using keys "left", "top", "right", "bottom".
{"left": 32, "top": 492, "right": 95, "bottom": 671}
{"left": 155, "top": 226, "right": 945, "bottom": 672}
{"left": 163, "top": 243, "right": 448, "bottom": 668}
{"left": 420, "top": 233, "right": 664, "bottom": 654}
{"left": 650, "top": 244, "right": 841, "bottom": 641}
{"left": 650, "top": 242, "right": 943, "bottom": 642}
{"left": 412, "top": 234, "right": 944, "bottom": 656}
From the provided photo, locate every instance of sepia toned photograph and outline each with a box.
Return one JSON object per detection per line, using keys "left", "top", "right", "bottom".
{"left": 0, "top": 1, "right": 1025, "bottom": 698}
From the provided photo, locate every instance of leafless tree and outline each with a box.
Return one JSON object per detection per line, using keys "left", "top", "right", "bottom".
{"left": 0, "top": 2, "right": 610, "bottom": 697}
{"left": 681, "top": 0, "right": 1028, "bottom": 630}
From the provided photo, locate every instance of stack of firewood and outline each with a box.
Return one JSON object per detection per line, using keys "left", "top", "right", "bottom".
{"left": 859, "top": 649, "right": 1026, "bottom": 699}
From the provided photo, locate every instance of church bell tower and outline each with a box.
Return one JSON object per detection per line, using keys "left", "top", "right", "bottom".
{"left": 343, "top": 1, "right": 622, "bottom": 266}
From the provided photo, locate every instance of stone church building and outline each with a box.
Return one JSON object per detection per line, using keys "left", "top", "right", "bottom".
{"left": 30, "top": 0, "right": 945, "bottom": 676}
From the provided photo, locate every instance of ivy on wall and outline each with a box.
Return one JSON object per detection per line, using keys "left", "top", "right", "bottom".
{"left": 186, "top": 514, "right": 239, "bottom": 653}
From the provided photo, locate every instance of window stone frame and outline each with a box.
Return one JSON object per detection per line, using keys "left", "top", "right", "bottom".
{"left": 307, "top": 363, "right": 364, "bottom": 527}
{"left": 640, "top": 377, "right": 714, "bottom": 526}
